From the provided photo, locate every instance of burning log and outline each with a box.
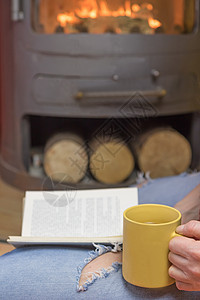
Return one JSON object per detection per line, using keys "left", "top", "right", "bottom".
{"left": 59, "top": 16, "right": 153, "bottom": 34}
{"left": 55, "top": 25, "right": 65, "bottom": 33}
{"left": 89, "top": 137, "right": 135, "bottom": 184}
{"left": 74, "top": 22, "right": 88, "bottom": 33}
{"left": 43, "top": 133, "right": 88, "bottom": 184}
{"left": 132, "top": 128, "right": 192, "bottom": 179}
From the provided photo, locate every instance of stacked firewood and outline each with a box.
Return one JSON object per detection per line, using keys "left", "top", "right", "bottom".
{"left": 43, "top": 127, "right": 192, "bottom": 185}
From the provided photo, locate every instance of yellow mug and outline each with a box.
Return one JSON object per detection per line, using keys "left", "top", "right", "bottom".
{"left": 122, "top": 204, "right": 181, "bottom": 288}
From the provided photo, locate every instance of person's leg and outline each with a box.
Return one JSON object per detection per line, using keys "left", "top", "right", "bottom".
{"left": 1, "top": 244, "right": 199, "bottom": 300}
{"left": 1, "top": 244, "right": 200, "bottom": 300}
{"left": 138, "top": 172, "right": 200, "bottom": 207}
{"left": 1, "top": 172, "right": 200, "bottom": 300}
{"left": 0, "top": 245, "right": 92, "bottom": 300}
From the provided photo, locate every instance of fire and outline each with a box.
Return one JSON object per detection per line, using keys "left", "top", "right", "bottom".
{"left": 148, "top": 17, "right": 162, "bottom": 29}
{"left": 57, "top": 1, "right": 161, "bottom": 31}
{"left": 90, "top": 10, "right": 97, "bottom": 18}
{"left": 99, "top": 1, "right": 110, "bottom": 16}
{"left": 146, "top": 4, "right": 153, "bottom": 11}
{"left": 57, "top": 13, "right": 78, "bottom": 26}
{"left": 125, "top": 0, "right": 132, "bottom": 17}
{"left": 57, "top": 14, "right": 69, "bottom": 27}
{"left": 141, "top": 3, "right": 153, "bottom": 11}
{"left": 132, "top": 4, "right": 140, "bottom": 13}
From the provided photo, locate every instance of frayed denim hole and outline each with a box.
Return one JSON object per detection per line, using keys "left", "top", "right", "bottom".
{"left": 76, "top": 243, "right": 122, "bottom": 292}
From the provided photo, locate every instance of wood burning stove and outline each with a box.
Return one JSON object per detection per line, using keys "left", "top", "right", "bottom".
{"left": 0, "top": 0, "right": 200, "bottom": 190}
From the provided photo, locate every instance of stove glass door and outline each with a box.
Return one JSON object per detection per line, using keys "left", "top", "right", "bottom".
{"left": 32, "top": 0, "right": 196, "bottom": 34}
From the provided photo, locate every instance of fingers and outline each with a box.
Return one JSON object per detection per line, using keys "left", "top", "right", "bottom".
{"left": 169, "top": 260, "right": 200, "bottom": 291}
{"left": 169, "top": 219, "right": 200, "bottom": 292}
{"left": 169, "top": 236, "right": 195, "bottom": 258}
{"left": 168, "top": 252, "right": 187, "bottom": 270}
{"left": 169, "top": 240, "right": 200, "bottom": 291}
{"left": 175, "top": 281, "right": 195, "bottom": 291}
{"left": 176, "top": 221, "right": 200, "bottom": 240}
{"left": 169, "top": 264, "right": 190, "bottom": 284}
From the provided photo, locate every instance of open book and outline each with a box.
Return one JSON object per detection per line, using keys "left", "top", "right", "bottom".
{"left": 8, "top": 187, "right": 138, "bottom": 247}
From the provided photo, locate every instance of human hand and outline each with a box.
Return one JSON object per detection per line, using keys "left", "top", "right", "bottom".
{"left": 168, "top": 220, "right": 200, "bottom": 291}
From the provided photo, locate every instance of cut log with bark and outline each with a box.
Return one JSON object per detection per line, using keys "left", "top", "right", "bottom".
{"left": 133, "top": 128, "right": 192, "bottom": 179}
{"left": 89, "top": 137, "right": 135, "bottom": 184}
{"left": 44, "top": 133, "right": 88, "bottom": 183}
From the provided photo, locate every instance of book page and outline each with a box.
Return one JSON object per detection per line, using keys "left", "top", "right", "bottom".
{"left": 22, "top": 188, "right": 138, "bottom": 238}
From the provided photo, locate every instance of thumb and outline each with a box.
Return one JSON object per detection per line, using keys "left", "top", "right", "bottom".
{"left": 176, "top": 220, "right": 200, "bottom": 240}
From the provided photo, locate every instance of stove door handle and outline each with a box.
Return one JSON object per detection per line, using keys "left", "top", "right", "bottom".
{"left": 76, "top": 88, "right": 167, "bottom": 100}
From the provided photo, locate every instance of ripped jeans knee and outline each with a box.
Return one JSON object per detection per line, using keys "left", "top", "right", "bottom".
{"left": 77, "top": 243, "right": 122, "bottom": 292}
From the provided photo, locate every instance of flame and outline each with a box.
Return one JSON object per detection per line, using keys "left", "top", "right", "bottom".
{"left": 141, "top": 3, "right": 153, "bottom": 11}
{"left": 132, "top": 4, "right": 140, "bottom": 13}
{"left": 125, "top": 0, "right": 132, "bottom": 17}
{"left": 115, "top": 6, "right": 126, "bottom": 17}
{"left": 148, "top": 18, "right": 162, "bottom": 29}
{"left": 57, "top": 1, "right": 161, "bottom": 32}
{"left": 57, "top": 14, "right": 69, "bottom": 27}
{"left": 90, "top": 9, "right": 97, "bottom": 18}
{"left": 57, "top": 13, "right": 78, "bottom": 26}
{"left": 146, "top": 4, "right": 153, "bottom": 11}
{"left": 100, "top": 1, "right": 111, "bottom": 16}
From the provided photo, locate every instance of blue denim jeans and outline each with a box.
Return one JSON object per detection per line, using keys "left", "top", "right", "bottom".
{"left": 1, "top": 172, "right": 200, "bottom": 300}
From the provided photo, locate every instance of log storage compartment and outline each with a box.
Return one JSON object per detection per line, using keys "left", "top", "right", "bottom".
{"left": 21, "top": 114, "right": 197, "bottom": 189}
{"left": 0, "top": 1, "right": 200, "bottom": 190}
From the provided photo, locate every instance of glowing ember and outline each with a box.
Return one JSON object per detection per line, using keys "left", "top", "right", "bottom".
{"left": 57, "top": 14, "right": 69, "bottom": 27}
{"left": 141, "top": 3, "right": 153, "bottom": 11}
{"left": 99, "top": 1, "right": 110, "bottom": 16}
{"left": 146, "top": 4, "right": 153, "bottom": 11}
{"left": 90, "top": 10, "right": 97, "bottom": 18}
{"left": 132, "top": 4, "right": 140, "bottom": 13}
{"left": 125, "top": 0, "right": 132, "bottom": 17}
{"left": 57, "top": 13, "right": 78, "bottom": 26}
{"left": 148, "top": 17, "right": 162, "bottom": 29}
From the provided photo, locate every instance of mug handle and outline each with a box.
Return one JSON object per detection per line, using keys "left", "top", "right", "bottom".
{"left": 170, "top": 232, "right": 182, "bottom": 239}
